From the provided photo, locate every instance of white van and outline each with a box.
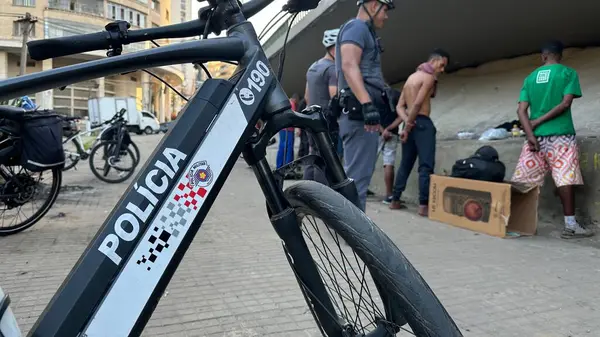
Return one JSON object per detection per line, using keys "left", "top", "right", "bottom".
{"left": 139, "top": 110, "right": 160, "bottom": 134}
{"left": 88, "top": 97, "right": 161, "bottom": 135}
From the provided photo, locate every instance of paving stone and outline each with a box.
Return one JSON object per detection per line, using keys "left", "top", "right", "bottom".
{"left": 0, "top": 134, "right": 598, "bottom": 336}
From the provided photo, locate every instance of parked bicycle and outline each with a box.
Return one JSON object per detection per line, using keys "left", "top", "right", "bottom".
{"left": 0, "top": 0, "right": 462, "bottom": 335}
{"left": 61, "top": 108, "right": 140, "bottom": 184}
{"left": 62, "top": 108, "right": 140, "bottom": 173}
{"left": 0, "top": 106, "right": 64, "bottom": 236}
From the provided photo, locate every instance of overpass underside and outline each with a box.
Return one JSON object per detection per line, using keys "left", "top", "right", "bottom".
{"left": 265, "top": 0, "right": 600, "bottom": 95}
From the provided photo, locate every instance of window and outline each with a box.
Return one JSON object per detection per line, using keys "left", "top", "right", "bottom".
{"left": 142, "top": 112, "right": 155, "bottom": 119}
{"left": 110, "top": 5, "right": 116, "bottom": 19}
{"left": 120, "top": 8, "right": 124, "bottom": 20}
{"left": 136, "top": 13, "right": 140, "bottom": 27}
{"left": 12, "top": 21, "right": 35, "bottom": 37}
{"left": 12, "top": 0, "right": 35, "bottom": 7}
{"left": 129, "top": 10, "right": 133, "bottom": 23}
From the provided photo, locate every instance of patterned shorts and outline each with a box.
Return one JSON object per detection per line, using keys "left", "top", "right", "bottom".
{"left": 511, "top": 135, "right": 583, "bottom": 187}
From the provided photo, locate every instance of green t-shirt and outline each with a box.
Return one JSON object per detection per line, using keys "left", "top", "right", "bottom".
{"left": 518, "top": 63, "right": 582, "bottom": 136}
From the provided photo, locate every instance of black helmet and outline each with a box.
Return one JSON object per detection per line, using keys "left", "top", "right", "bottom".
{"left": 474, "top": 145, "right": 499, "bottom": 161}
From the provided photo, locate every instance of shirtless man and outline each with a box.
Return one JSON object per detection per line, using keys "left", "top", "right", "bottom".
{"left": 389, "top": 49, "right": 449, "bottom": 216}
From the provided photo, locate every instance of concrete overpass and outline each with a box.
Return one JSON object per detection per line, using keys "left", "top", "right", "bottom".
{"left": 262, "top": 0, "right": 600, "bottom": 231}
{"left": 264, "top": 0, "right": 600, "bottom": 95}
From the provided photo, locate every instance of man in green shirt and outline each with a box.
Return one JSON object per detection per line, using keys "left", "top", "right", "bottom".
{"left": 512, "top": 41, "right": 593, "bottom": 239}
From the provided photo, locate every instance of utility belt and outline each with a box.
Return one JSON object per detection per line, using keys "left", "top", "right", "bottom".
{"left": 330, "top": 84, "right": 396, "bottom": 122}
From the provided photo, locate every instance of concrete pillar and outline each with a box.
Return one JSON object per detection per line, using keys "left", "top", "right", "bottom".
{"left": 159, "top": 82, "right": 166, "bottom": 123}
{"left": 70, "top": 86, "right": 74, "bottom": 116}
{"left": 97, "top": 77, "right": 105, "bottom": 97}
{"left": 0, "top": 51, "right": 8, "bottom": 80}
{"left": 35, "top": 59, "right": 53, "bottom": 108}
{"left": 142, "top": 71, "right": 151, "bottom": 111}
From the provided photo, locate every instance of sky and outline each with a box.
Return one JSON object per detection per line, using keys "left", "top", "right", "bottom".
{"left": 191, "top": 0, "right": 288, "bottom": 40}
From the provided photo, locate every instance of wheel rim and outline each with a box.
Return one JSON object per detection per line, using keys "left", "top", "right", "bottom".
{"left": 295, "top": 211, "right": 411, "bottom": 336}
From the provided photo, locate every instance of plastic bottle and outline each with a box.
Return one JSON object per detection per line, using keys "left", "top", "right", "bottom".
{"left": 511, "top": 124, "right": 520, "bottom": 137}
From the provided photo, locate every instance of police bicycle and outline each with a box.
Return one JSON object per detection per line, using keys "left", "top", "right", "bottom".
{"left": 0, "top": 0, "right": 462, "bottom": 335}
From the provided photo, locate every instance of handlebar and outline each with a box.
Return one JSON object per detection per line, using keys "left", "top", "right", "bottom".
{"left": 27, "top": 0, "right": 274, "bottom": 61}
{"left": 61, "top": 116, "right": 80, "bottom": 121}
{"left": 102, "top": 109, "right": 126, "bottom": 125}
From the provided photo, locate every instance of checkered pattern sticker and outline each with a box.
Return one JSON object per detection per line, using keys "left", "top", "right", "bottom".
{"left": 136, "top": 164, "right": 211, "bottom": 271}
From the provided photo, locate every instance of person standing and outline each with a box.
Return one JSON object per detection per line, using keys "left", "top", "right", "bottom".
{"left": 379, "top": 86, "right": 401, "bottom": 204}
{"left": 389, "top": 49, "right": 449, "bottom": 216}
{"left": 303, "top": 29, "right": 340, "bottom": 185}
{"left": 511, "top": 40, "right": 593, "bottom": 239}
{"left": 336, "top": 0, "right": 395, "bottom": 212}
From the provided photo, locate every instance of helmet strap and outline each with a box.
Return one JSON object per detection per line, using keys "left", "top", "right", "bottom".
{"left": 361, "top": 2, "right": 384, "bottom": 27}
{"left": 361, "top": 2, "right": 385, "bottom": 53}
{"left": 327, "top": 49, "right": 335, "bottom": 60}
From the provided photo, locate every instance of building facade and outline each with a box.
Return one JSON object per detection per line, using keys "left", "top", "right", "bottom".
{"left": 0, "top": 0, "right": 197, "bottom": 121}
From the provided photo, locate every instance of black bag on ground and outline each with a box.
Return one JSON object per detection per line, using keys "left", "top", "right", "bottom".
{"left": 20, "top": 113, "right": 65, "bottom": 172}
{"left": 451, "top": 145, "right": 506, "bottom": 183}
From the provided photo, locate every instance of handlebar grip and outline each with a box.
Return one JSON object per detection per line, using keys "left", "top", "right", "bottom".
{"left": 27, "top": 32, "right": 110, "bottom": 61}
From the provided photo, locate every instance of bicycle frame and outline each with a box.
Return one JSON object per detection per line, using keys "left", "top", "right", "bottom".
{"left": 0, "top": 4, "right": 361, "bottom": 337}
{"left": 64, "top": 123, "right": 109, "bottom": 158}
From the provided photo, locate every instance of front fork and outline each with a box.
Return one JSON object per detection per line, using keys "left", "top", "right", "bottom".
{"left": 241, "top": 105, "right": 360, "bottom": 336}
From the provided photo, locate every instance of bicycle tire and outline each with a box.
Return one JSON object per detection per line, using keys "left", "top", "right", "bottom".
{"left": 88, "top": 140, "right": 136, "bottom": 184}
{"left": 129, "top": 140, "right": 141, "bottom": 167}
{"left": 0, "top": 167, "right": 62, "bottom": 236}
{"left": 284, "top": 181, "right": 463, "bottom": 337}
{"left": 62, "top": 138, "right": 81, "bottom": 171}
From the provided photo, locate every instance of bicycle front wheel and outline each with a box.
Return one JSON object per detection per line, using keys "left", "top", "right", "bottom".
{"left": 88, "top": 140, "right": 136, "bottom": 183}
{"left": 284, "top": 181, "right": 462, "bottom": 337}
{"left": 129, "top": 140, "right": 141, "bottom": 167}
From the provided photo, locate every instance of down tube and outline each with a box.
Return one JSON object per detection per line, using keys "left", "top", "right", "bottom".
{"left": 28, "top": 79, "right": 231, "bottom": 337}
{"left": 81, "top": 60, "right": 276, "bottom": 336}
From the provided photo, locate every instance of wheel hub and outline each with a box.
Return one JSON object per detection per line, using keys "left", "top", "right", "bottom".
{"left": 2, "top": 174, "right": 37, "bottom": 208}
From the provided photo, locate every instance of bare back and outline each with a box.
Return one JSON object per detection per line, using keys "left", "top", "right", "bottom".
{"left": 402, "top": 71, "right": 435, "bottom": 117}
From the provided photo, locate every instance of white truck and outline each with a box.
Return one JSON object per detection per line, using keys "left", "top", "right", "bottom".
{"left": 88, "top": 97, "right": 160, "bottom": 135}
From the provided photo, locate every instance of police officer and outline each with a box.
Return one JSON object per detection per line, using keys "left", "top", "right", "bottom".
{"left": 303, "top": 28, "right": 340, "bottom": 184}
{"left": 336, "top": 0, "right": 394, "bottom": 211}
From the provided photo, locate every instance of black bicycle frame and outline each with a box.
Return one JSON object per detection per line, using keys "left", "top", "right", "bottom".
{"left": 0, "top": 4, "right": 361, "bottom": 337}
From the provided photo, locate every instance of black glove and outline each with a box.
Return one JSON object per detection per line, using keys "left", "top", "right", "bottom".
{"left": 362, "top": 102, "right": 380, "bottom": 126}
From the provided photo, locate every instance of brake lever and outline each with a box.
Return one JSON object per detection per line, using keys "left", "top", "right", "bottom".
{"left": 282, "top": 0, "right": 320, "bottom": 13}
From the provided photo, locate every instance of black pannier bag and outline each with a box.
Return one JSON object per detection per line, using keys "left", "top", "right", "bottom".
{"left": 20, "top": 112, "right": 65, "bottom": 172}
{"left": 451, "top": 145, "right": 506, "bottom": 183}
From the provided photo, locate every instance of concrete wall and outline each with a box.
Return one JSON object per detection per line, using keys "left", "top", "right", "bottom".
{"left": 392, "top": 47, "right": 600, "bottom": 140}
{"left": 370, "top": 47, "right": 600, "bottom": 231}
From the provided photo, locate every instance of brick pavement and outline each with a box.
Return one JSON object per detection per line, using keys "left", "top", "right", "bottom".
{"left": 0, "top": 134, "right": 599, "bottom": 337}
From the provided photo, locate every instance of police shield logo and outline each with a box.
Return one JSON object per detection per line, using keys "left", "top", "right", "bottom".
{"left": 188, "top": 160, "right": 213, "bottom": 188}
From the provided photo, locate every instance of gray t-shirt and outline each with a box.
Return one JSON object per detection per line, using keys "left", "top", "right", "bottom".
{"left": 335, "top": 18, "right": 385, "bottom": 93}
{"left": 306, "top": 58, "right": 337, "bottom": 109}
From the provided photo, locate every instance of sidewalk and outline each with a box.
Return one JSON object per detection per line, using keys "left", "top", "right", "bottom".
{"left": 0, "top": 134, "right": 598, "bottom": 336}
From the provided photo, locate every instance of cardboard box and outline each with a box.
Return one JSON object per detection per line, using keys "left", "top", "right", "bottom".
{"left": 428, "top": 175, "right": 540, "bottom": 238}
